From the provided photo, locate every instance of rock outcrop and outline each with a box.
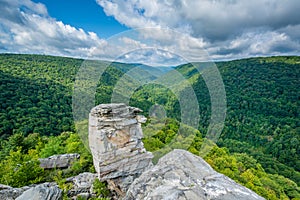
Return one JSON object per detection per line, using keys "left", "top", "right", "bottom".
{"left": 89, "top": 103, "right": 153, "bottom": 196}
{"left": 89, "top": 104, "right": 264, "bottom": 200}
{"left": 125, "top": 149, "right": 265, "bottom": 200}
{"left": 15, "top": 182, "right": 62, "bottom": 200}
{"left": 39, "top": 153, "right": 80, "bottom": 169}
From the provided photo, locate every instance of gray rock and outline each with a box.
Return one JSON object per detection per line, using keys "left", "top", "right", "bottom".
{"left": 124, "top": 149, "right": 265, "bottom": 200}
{"left": 16, "top": 182, "right": 62, "bottom": 200}
{"left": 0, "top": 184, "right": 12, "bottom": 190}
{"left": 65, "top": 172, "right": 97, "bottom": 198}
{"left": 39, "top": 153, "right": 80, "bottom": 169}
{"left": 0, "top": 184, "right": 35, "bottom": 200}
{"left": 89, "top": 103, "right": 153, "bottom": 197}
{"left": 0, "top": 186, "right": 24, "bottom": 200}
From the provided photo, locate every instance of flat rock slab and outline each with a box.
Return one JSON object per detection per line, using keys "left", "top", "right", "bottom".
{"left": 39, "top": 153, "right": 80, "bottom": 169}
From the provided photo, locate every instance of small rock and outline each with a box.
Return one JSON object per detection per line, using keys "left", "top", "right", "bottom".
{"left": 66, "top": 172, "right": 97, "bottom": 198}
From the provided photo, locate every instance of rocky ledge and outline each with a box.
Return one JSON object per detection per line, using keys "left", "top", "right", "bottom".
{"left": 124, "top": 149, "right": 265, "bottom": 200}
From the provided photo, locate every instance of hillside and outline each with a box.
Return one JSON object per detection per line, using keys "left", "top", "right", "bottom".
{"left": 177, "top": 57, "right": 300, "bottom": 184}
{"left": 0, "top": 54, "right": 299, "bottom": 199}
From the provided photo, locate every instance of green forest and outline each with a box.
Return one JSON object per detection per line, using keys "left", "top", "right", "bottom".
{"left": 0, "top": 54, "right": 299, "bottom": 199}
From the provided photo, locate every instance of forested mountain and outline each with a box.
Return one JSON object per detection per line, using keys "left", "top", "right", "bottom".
{"left": 0, "top": 54, "right": 299, "bottom": 199}
{"left": 177, "top": 57, "right": 300, "bottom": 185}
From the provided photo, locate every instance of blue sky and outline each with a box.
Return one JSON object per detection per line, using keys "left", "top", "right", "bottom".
{"left": 0, "top": 0, "right": 299, "bottom": 65}
{"left": 32, "top": 0, "right": 128, "bottom": 38}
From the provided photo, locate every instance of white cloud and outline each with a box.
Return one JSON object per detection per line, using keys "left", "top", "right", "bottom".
{"left": 0, "top": 0, "right": 108, "bottom": 58}
{"left": 0, "top": 0, "right": 299, "bottom": 66}
{"left": 0, "top": 0, "right": 187, "bottom": 65}
{"left": 97, "top": 0, "right": 300, "bottom": 60}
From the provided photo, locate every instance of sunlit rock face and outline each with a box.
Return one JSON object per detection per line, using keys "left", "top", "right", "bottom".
{"left": 89, "top": 103, "right": 153, "bottom": 196}
{"left": 125, "top": 149, "right": 265, "bottom": 200}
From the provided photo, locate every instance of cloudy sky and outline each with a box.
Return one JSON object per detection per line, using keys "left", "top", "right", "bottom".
{"left": 0, "top": 0, "right": 299, "bottom": 65}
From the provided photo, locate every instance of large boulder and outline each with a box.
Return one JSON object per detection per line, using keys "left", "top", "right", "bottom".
{"left": 125, "top": 149, "right": 265, "bottom": 200}
{"left": 89, "top": 103, "right": 153, "bottom": 196}
{"left": 15, "top": 182, "right": 62, "bottom": 200}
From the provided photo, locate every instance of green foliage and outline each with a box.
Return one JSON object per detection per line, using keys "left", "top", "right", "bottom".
{"left": 0, "top": 54, "right": 80, "bottom": 137}
{"left": 205, "top": 147, "right": 300, "bottom": 199}
{"left": 0, "top": 131, "right": 94, "bottom": 188}
{"left": 175, "top": 57, "right": 300, "bottom": 185}
{"left": 0, "top": 148, "right": 44, "bottom": 187}
{"left": 39, "top": 132, "right": 94, "bottom": 178}
{"left": 92, "top": 179, "right": 110, "bottom": 198}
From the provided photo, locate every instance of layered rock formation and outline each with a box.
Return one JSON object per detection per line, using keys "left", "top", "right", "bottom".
{"left": 125, "top": 149, "right": 265, "bottom": 200}
{"left": 89, "top": 103, "right": 153, "bottom": 196}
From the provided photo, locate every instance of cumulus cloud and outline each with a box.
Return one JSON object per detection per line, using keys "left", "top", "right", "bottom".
{"left": 97, "top": 0, "right": 300, "bottom": 60}
{"left": 0, "top": 0, "right": 107, "bottom": 58}
{"left": 0, "top": 0, "right": 299, "bottom": 65}
{"left": 0, "top": 0, "right": 186, "bottom": 65}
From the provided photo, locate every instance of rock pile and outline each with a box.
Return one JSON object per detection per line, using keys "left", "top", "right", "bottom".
{"left": 89, "top": 103, "right": 153, "bottom": 197}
